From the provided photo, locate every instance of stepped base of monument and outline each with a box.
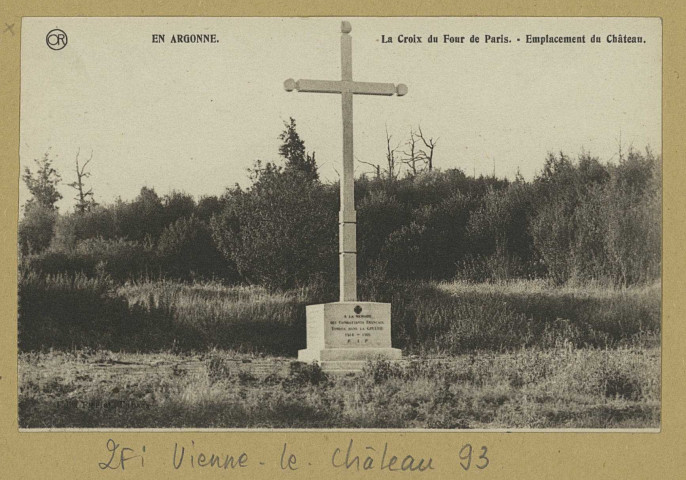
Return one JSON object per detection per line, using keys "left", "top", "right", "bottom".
{"left": 298, "top": 347, "right": 402, "bottom": 373}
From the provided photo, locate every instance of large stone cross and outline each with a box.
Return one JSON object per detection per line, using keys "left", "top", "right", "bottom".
{"left": 284, "top": 20, "right": 407, "bottom": 302}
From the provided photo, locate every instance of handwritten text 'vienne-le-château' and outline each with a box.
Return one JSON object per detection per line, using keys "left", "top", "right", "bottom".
{"left": 99, "top": 438, "right": 491, "bottom": 473}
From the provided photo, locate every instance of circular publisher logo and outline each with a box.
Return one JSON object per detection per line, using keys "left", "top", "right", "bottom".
{"left": 46, "top": 29, "right": 68, "bottom": 50}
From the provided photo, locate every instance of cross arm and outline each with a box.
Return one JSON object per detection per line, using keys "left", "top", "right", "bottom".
{"left": 284, "top": 78, "right": 408, "bottom": 96}
{"left": 292, "top": 79, "right": 345, "bottom": 94}
{"left": 350, "top": 81, "right": 396, "bottom": 96}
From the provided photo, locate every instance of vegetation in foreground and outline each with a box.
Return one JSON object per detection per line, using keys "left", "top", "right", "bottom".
{"left": 18, "top": 347, "right": 660, "bottom": 429}
{"left": 18, "top": 275, "right": 660, "bottom": 355}
{"left": 17, "top": 277, "right": 660, "bottom": 429}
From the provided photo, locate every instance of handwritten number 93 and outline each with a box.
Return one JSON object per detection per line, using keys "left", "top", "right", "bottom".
{"left": 458, "top": 444, "right": 489, "bottom": 471}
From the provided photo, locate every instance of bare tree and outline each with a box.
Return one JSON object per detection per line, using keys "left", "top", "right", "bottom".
{"left": 357, "top": 155, "right": 382, "bottom": 180}
{"left": 385, "top": 125, "right": 402, "bottom": 181}
{"left": 68, "top": 148, "right": 97, "bottom": 213}
{"left": 400, "top": 127, "right": 423, "bottom": 176}
{"left": 362, "top": 125, "right": 437, "bottom": 182}
{"left": 415, "top": 125, "right": 438, "bottom": 171}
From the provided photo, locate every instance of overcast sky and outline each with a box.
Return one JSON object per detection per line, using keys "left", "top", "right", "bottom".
{"left": 20, "top": 17, "right": 661, "bottom": 211}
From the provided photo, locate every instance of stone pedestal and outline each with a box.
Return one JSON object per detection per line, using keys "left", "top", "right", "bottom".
{"left": 298, "top": 302, "right": 402, "bottom": 373}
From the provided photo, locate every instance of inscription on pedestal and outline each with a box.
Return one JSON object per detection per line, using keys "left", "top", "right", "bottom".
{"left": 317, "top": 303, "right": 392, "bottom": 349}
{"left": 328, "top": 309, "right": 388, "bottom": 347}
{"left": 298, "top": 302, "right": 401, "bottom": 368}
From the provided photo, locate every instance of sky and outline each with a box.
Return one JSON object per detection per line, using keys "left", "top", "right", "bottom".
{"left": 20, "top": 17, "right": 661, "bottom": 212}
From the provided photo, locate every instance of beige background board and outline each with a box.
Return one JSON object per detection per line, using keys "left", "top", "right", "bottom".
{"left": 0, "top": 1, "right": 684, "bottom": 479}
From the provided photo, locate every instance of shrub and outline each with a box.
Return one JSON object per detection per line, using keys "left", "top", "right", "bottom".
{"left": 24, "top": 237, "right": 159, "bottom": 282}
{"left": 196, "top": 195, "right": 223, "bottom": 221}
{"left": 157, "top": 215, "right": 235, "bottom": 281}
{"left": 18, "top": 203, "right": 57, "bottom": 255}
{"left": 162, "top": 191, "right": 196, "bottom": 227}
{"left": 530, "top": 150, "right": 660, "bottom": 285}
{"left": 51, "top": 206, "right": 118, "bottom": 250}
{"left": 112, "top": 187, "right": 166, "bottom": 243}
{"left": 51, "top": 190, "right": 206, "bottom": 252}
{"left": 20, "top": 146, "right": 661, "bottom": 294}
{"left": 466, "top": 180, "right": 536, "bottom": 277}
{"left": 530, "top": 199, "right": 576, "bottom": 283}
{"left": 356, "top": 190, "right": 408, "bottom": 276}
{"left": 382, "top": 192, "right": 475, "bottom": 280}
{"left": 211, "top": 169, "right": 337, "bottom": 290}
{"left": 603, "top": 154, "right": 661, "bottom": 285}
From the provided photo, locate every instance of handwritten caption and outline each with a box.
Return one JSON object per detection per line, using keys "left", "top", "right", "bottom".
{"left": 98, "top": 438, "right": 489, "bottom": 473}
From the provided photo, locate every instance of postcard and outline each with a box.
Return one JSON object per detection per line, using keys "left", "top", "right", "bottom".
{"left": 2, "top": 10, "right": 681, "bottom": 479}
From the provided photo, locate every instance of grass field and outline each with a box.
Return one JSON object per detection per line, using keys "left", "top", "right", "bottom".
{"left": 17, "top": 276, "right": 661, "bottom": 429}
{"left": 19, "top": 347, "right": 659, "bottom": 429}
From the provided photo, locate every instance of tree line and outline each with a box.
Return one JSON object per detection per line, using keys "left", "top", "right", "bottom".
{"left": 19, "top": 118, "right": 661, "bottom": 288}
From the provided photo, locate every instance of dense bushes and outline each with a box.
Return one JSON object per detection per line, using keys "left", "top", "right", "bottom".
{"left": 19, "top": 147, "right": 661, "bottom": 289}
{"left": 211, "top": 168, "right": 338, "bottom": 290}
{"left": 18, "top": 204, "right": 58, "bottom": 255}
{"left": 356, "top": 190, "right": 409, "bottom": 277}
{"left": 206, "top": 147, "right": 659, "bottom": 288}
{"left": 25, "top": 228, "right": 233, "bottom": 284}
{"left": 381, "top": 192, "right": 475, "bottom": 279}
{"left": 23, "top": 238, "right": 159, "bottom": 283}
{"left": 528, "top": 150, "right": 661, "bottom": 285}
{"left": 22, "top": 186, "right": 231, "bottom": 283}
{"left": 51, "top": 189, "right": 216, "bottom": 248}
{"left": 158, "top": 214, "right": 234, "bottom": 281}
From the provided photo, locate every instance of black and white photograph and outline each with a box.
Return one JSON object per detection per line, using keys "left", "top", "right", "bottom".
{"left": 17, "top": 17, "right": 661, "bottom": 430}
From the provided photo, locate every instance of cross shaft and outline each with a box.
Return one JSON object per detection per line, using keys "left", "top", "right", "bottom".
{"left": 284, "top": 21, "right": 407, "bottom": 302}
